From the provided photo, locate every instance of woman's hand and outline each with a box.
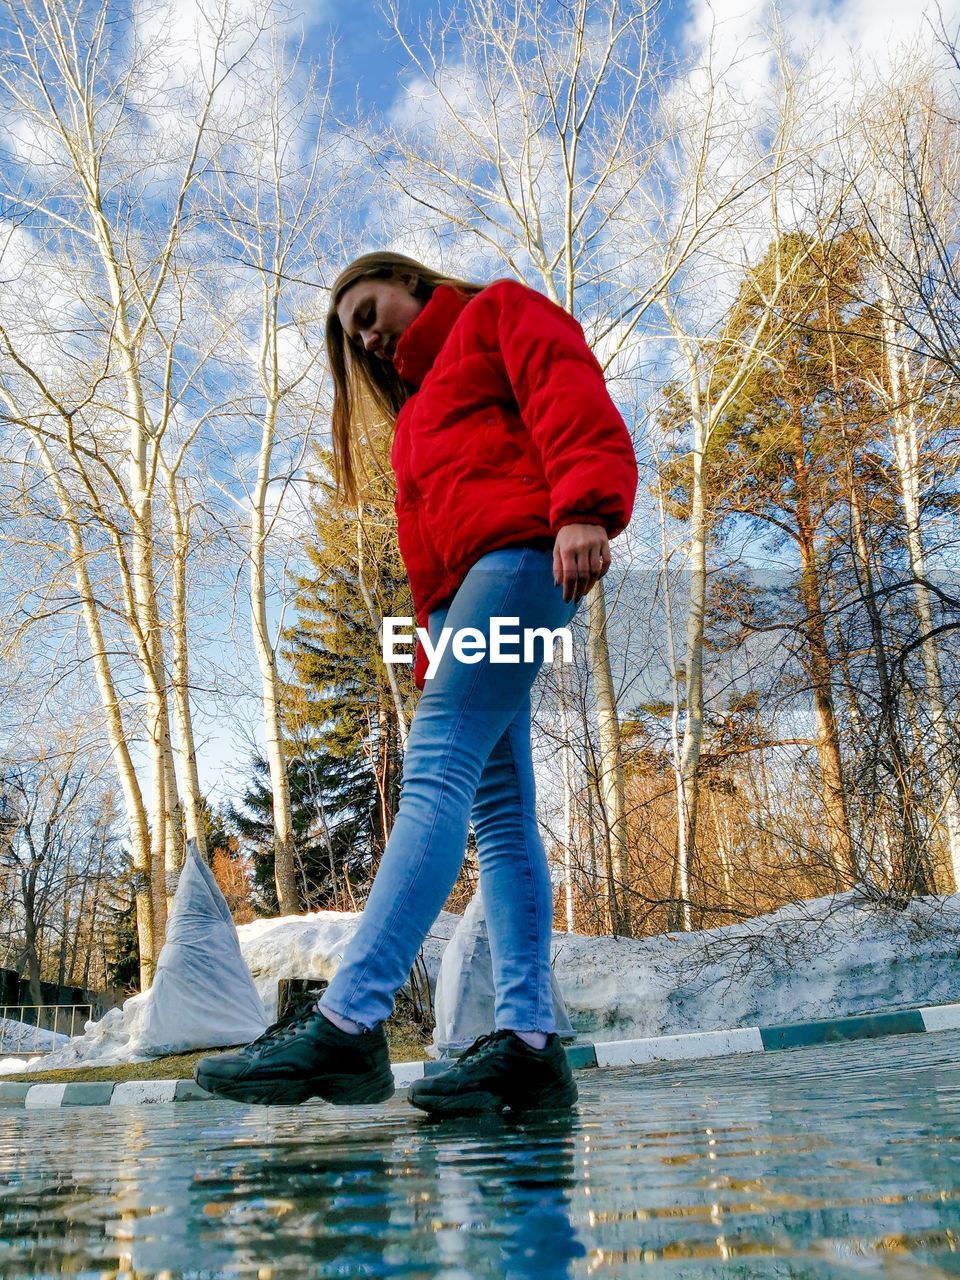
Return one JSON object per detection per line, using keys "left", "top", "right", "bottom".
{"left": 553, "top": 523, "right": 611, "bottom": 604}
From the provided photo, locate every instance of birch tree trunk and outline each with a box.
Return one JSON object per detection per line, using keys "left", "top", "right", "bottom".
{"left": 87, "top": 181, "right": 185, "bottom": 921}
{"left": 880, "top": 304, "right": 960, "bottom": 887}
{"left": 656, "top": 476, "right": 691, "bottom": 932}
{"left": 664, "top": 237, "right": 819, "bottom": 923}
{"left": 845, "top": 472, "right": 933, "bottom": 893}
{"left": 250, "top": 390, "right": 299, "bottom": 916}
{"left": 557, "top": 658, "right": 578, "bottom": 933}
{"left": 203, "top": 46, "right": 338, "bottom": 917}
{"left": 166, "top": 469, "right": 208, "bottom": 863}
{"left": 586, "top": 585, "right": 631, "bottom": 935}
{"left": 677, "top": 414, "right": 707, "bottom": 927}
{"left": 649, "top": 32, "right": 820, "bottom": 924}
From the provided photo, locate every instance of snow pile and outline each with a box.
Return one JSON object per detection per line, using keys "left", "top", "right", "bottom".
{"left": 0, "top": 1018, "right": 66, "bottom": 1072}
{"left": 0, "top": 1056, "right": 42, "bottom": 1074}
{"left": 31, "top": 991, "right": 154, "bottom": 1071}
{"left": 0, "top": 1017, "right": 70, "bottom": 1053}
{"left": 238, "top": 908, "right": 463, "bottom": 1022}
{"left": 552, "top": 892, "right": 960, "bottom": 1040}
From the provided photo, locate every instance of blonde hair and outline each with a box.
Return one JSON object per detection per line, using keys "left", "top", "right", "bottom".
{"left": 325, "top": 252, "right": 486, "bottom": 507}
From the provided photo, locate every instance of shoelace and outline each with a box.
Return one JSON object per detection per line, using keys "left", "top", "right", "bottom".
{"left": 457, "top": 1029, "right": 518, "bottom": 1064}
{"left": 243, "top": 1003, "right": 319, "bottom": 1052}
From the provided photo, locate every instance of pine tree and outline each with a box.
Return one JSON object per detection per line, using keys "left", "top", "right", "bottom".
{"left": 102, "top": 856, "right": 140, "bottom": 994}
{"left": 280, "top": 443, "right": 416, "bottom": 895}
{"left": 229, "top": 750, "right": 377, "bottom": 914}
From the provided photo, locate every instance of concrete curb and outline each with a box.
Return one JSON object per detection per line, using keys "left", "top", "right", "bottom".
{"left": 4, "top": 1001, "right": 960, "bottom": 1110}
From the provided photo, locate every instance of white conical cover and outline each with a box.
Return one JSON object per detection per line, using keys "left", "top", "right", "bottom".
{"left": 430, "top": 885, "right": 575, "bottom": 1057}
{"left": 137, "top": 840, "right": 268, "bottom": 1056}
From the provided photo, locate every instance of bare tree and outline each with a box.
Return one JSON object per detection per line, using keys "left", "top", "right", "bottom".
{"left": 839, "top": 61, "right": 960, "bottom": 886}
{"left": 0, "top": 733, "right": 119, "bottom": 1003}
{"left": 199, "top": 37, "right": 349, "bottom": 914}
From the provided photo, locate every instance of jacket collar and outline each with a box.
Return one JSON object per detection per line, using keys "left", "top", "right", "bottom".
{"left": 393, "top": 284, "right": 473, "bottom": 388}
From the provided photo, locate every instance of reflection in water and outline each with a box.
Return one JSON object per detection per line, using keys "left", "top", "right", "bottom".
{"left": 2, "top": 1031, "right": 960, "bottom": 1276}
{"left": 414, "top": 1110, "right": 586, "bottom": 1278}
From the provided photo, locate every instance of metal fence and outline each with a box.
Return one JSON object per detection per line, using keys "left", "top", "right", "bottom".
{"left": 0, "top": 1004, "right": 92, "bottom": 1057}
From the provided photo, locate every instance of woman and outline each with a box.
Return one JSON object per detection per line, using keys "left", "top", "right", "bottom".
{"left": 196, "top": 252, "right": 638, "bottom": 1116}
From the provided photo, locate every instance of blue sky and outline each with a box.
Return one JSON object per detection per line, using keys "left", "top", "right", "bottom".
{"left": 309, "top": 0, "right": 691, "bottom": 117}
{"left": 320, "top": 0, "right": 442, "bottom": 112}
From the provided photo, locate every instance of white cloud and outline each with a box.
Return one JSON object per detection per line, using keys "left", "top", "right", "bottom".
{"left": 681, "top": 0, "right": 960, "bottom": 112}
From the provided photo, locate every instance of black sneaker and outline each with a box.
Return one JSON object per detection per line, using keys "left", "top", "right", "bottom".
{"left": 194, "top": 1005, "right": 396, "bottom": 1106}
{"left": 407, "top": 1030, "right": 578, "bottom": 1117}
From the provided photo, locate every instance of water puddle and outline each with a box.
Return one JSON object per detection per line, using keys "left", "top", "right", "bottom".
{"left": 3, "top": 1029, "right": 960, "bottom": 1276}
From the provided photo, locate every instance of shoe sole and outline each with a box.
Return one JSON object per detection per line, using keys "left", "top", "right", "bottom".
{"left": 408, "top": 1078, "right": 578, "bottom": 1117}
{"left": 195, "top": 1068, "right": 396, "bottom": 1107}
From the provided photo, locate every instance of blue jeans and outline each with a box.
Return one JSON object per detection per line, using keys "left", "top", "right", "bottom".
{"left": 318, "top": 545, "right": 580, "bottom": 1034}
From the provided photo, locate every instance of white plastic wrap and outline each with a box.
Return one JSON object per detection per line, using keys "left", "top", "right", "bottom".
{"left": 137, "top": 840, "right": 268, "bottom": 1057}
{"left": 430, "top": 886, "right": 576, "bottom": 1058}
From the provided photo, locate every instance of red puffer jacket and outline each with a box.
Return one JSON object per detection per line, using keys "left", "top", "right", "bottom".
{"left": 391, "top": 279, "right": 638, "bottom": 689}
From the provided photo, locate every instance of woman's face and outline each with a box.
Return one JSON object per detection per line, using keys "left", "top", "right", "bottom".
{"left": 336, "top": 274, "right": 425, "bottom": 364}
